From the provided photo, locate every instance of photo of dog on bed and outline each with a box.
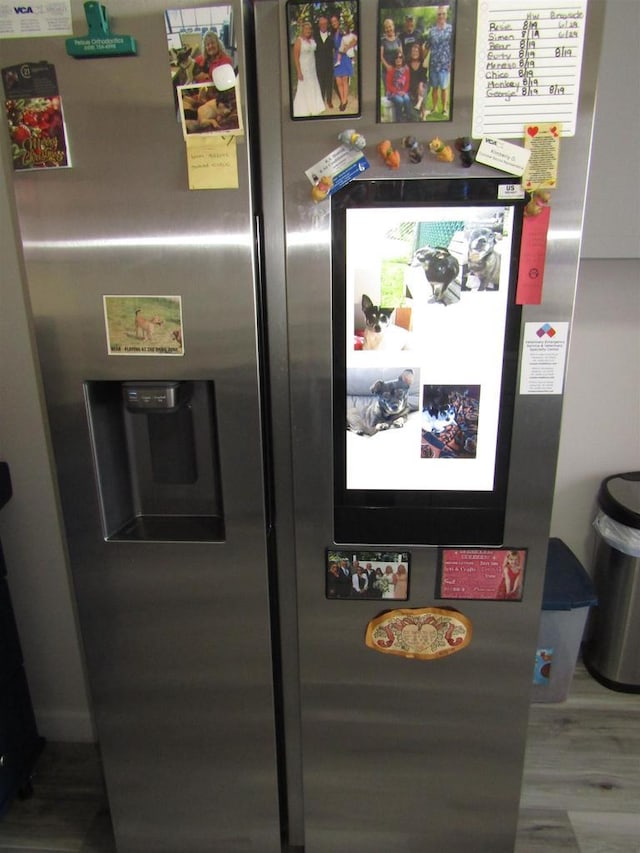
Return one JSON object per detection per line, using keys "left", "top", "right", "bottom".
{"left": 347, "top": 367, "right": 419, "bottom": 436}
{"left": 421, "top": 384, "right": 480, "bottom": 459}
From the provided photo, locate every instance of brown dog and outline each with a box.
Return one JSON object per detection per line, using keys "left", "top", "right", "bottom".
{"left": 135, "top": 309, "right": 163, "bottom": 340}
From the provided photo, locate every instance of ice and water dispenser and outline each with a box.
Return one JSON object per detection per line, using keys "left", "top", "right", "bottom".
{"left": 84, "top": 380, "right": 224, "bottom": 542}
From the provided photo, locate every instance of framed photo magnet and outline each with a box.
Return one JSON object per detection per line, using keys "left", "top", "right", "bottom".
{"left": 286, "top": 0, "right": 361, "bottom": 119}
{"left": 326, "top": 549, "right": 410, "bottom": 600}
{"left": 378, "top": 2, "right": 456, "bottom": 124}
{"left": 103, "top": 296, "right": 184, "bottom": 356}
{"left": 438, "top": 547, "right": 527, "bottom": 601}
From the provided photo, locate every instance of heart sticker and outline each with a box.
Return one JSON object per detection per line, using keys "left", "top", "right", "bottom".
{"left": 527, "top": 126, "right": 539, "bottom": 137}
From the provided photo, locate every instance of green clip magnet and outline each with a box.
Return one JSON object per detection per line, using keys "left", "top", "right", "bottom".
{"left": 65, "top": 2, "right": 137, "bottom": 59}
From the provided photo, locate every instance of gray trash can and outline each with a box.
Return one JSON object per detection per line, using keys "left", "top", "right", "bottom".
{"left": 583, "top": 471, "right": 640, "bottom": 692}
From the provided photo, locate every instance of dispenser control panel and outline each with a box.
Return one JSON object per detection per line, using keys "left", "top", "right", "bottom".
{"left": 123, "top": 381, "right": 183, "bottom": 411}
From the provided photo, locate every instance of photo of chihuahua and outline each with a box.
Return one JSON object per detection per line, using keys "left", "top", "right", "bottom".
{"left": 357, "top": 294, "right": 413, "bottom": 350}
{"left": 348, "top": 369, "right": 415, "bottom": 436}
{"left": 421, "top": 384, "right": 480, "bottom": 459}
{"left": 361, "top": 294, "right": 393, "bottom": 349}
{"left": 134, "top": 309, "right": 164, "bottom": 341}
{"left": 409, "top": 246, "right": 460, "bottom": 305}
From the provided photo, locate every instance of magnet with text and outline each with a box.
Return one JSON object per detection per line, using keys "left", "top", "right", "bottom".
{"left": 438, "top": 548, "right": 527, "bottom": 601}
{"left": 523, "top": 122, "right": 561, "bottom": 191}
{"left": 305, "top": 144, "right": 369, "bottom": 201}
{"left": 365, "top": 607, "right": 472, "bottom": 660}
{"left": 2, "top": 62, "right": 70, "bottom": 170}
{"left": 475, "top": 137, "right": 531, "bottom": 177}
{"left": 66, "top": 2, "right": 137, "bottom": 58}
{"left": 103, "top": 296, "right": 184, "bottom": 356}
{"left": 519, "top": 321, "right": 569, "bottom": 395}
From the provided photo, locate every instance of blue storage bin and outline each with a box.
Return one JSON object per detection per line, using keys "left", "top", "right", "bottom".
{"left": 532, "top": 538, "right": 597, "bottom": 702}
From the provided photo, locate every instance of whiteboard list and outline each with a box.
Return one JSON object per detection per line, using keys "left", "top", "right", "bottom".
{"left": 472, "top": 0, "right": 588, "bottom": 138}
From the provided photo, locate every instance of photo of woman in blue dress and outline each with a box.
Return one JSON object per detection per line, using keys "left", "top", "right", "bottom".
{"left": 331, "top": 10, "right": 358, "bottom": 112}
{"left": 287, "top": 1, "right": 360, "bottom": 120}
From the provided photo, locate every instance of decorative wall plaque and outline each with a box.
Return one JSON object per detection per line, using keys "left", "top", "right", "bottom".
{"left": 365, "top": 607, "right": 472, "bottom": 660}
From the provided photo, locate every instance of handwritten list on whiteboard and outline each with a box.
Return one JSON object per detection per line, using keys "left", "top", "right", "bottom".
{"left": 472, "top": 0, "right": 588, "bottom": 138}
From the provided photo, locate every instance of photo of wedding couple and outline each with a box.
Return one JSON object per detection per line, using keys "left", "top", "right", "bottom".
{"left": 287, "top": 1, "right": 360, "bottom": 119}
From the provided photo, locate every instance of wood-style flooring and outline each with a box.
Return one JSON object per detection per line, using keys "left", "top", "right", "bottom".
{"left": 0, "top": 662, "right": 638, "bottom": 852}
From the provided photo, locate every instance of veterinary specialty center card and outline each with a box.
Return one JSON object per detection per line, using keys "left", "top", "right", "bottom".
{"left": 344, "top": 205, "right": 516, "bottom": 493}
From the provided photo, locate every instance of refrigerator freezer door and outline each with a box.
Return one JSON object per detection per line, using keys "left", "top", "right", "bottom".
{"left": 3, "top": 2, "right": 282, "bottom": 850}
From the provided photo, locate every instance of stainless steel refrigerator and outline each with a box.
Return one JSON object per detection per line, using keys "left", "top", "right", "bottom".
{"left": 2, "top": 0, "right": 604, "bottom": 851}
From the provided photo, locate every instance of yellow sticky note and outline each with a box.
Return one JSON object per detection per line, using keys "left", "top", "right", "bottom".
{"left": 522, "top": 123, "right": 561, "bottom": 191}
{"left": 185, "top": 136, "right": 238, "bottom": 190}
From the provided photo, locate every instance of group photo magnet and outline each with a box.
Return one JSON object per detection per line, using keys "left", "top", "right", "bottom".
{"left": 326, "top": 549, "right": 410, "bottom": 601}
{"left": 378, "top": 1, "right": 456, "bottom": 124}
{"left": 286, "top": 0, "right": 361, "bottom": 120}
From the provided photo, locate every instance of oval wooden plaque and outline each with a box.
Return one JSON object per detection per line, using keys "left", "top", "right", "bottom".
{"left": 365, "top": 607, "right": 473, "bottom": 660}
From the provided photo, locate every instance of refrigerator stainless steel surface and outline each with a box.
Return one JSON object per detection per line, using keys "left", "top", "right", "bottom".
{"left": 1, "top": 2, "right": 283, "bottom": 851}
{"left": 3, "top": 0, "right": 604, "bottom": 851}
{"left": 255, "top": 1, "right": 604, "bottom": 851}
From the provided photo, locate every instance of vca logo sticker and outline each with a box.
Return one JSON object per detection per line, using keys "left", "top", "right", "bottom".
{"left": 14, "top": 7, "right": 35, "bottom": 12}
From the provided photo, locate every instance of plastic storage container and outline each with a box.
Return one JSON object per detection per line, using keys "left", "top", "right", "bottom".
{"left": 532, "top": 538, "right": 597, "bottom": 703}
{"left": 583, "top": 471, "right": 640, "bottom": 692}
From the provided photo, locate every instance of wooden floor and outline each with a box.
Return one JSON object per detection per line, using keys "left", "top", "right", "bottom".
{"left": 0, "top": 662, "right": 638, "bottom": 852}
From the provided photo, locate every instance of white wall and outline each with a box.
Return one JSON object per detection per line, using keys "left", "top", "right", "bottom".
{"left": 549, "top": 0, "right": 640, "bottom": 568}
{"left": 549, "top": 259, "right": 640, "bottom": 568}
{"left": 0, "top": 0, "right": 637, "bottom": 740}
{"left": 579, "top": 0, "right": 640, "bottom": 259}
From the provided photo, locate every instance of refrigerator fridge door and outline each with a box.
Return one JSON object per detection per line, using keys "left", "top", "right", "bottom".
{"left": 255, "top": 0, "right": 605, "bottom": 851}
{"left": 3, "top": 2, "right": 282, "bottom": 850}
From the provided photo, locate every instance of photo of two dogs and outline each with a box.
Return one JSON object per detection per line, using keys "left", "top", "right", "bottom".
{"left": 103, "top": 297, "right": 184, "bottom": 355}
{"left": 346, "top": 368, "right": 480, "bottom": 460}
{"left": 134, "top": 308, "right": 183, "bottom": 347}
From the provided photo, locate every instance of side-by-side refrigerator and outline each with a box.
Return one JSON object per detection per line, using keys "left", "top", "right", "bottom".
{"left": 3, "top": 0, "right": 604, "bottom": 851}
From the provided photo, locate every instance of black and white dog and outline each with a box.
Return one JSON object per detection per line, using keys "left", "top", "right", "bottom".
{"left": 348, "top": 369, "right": 414, "bottom": 436}
{"left": 409, "top": 247, "right": 460, "bottom": 304}
{"left": 422, "top": 386, "right": 457, "bottom": 434}
{"left": 361, "top": 294, "right": 394, "bottom": 349}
